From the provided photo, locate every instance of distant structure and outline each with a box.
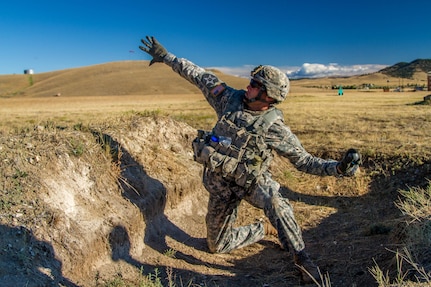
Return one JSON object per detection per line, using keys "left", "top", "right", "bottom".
{"left": 24, "top": 69, "right": 34, "bottom": 75}
{"left": 428, "top": 72, "right": 431, "bottom": 91}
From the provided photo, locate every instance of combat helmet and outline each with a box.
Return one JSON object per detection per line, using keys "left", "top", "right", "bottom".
{"left": 250, "top": 65, "right": 290, "bottom": 103}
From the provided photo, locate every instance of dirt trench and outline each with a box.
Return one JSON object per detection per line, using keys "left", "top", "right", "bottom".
{"left": 1, "top": 115, "right": 429, "bottom": 287}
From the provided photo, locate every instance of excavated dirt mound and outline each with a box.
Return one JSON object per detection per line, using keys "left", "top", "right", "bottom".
{"left": 1, "top": 115, "right": 430, "bottom": 287}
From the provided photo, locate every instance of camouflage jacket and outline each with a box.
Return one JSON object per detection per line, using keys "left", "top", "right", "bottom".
{"left": 163, "top": 53, "right": 339, "bottom": 176}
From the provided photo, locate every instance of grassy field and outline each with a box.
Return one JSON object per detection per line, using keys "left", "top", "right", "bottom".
{"left": 2, "top": 86, "right": 429, "bottom": 159}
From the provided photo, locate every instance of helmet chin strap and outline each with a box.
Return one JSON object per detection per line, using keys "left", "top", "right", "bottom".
{"left": 244, "top": 88, "right": 266, "bottom": 104}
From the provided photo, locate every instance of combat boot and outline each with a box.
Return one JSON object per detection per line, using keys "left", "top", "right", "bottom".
{"left": 294, "top": 250, "right": 320, "bottom": 284}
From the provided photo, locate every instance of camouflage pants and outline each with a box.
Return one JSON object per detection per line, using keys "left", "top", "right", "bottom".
{"left": 203, "top": 169, "right": 305, "bottom": 254}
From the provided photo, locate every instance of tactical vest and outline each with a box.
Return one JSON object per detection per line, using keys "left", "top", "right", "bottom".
{"left": 192, "top": 108, "right": 283, "bottom": 188}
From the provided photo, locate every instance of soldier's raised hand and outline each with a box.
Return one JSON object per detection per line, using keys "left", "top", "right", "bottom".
{"left": 139, "top": 36, "right": 168, "bottom": 66}
{"left": 337, "top": 148, "right": 361, "bottom": 176}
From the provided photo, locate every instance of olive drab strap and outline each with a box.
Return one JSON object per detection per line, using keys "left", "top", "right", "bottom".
{"left": 191, "top": 108, "right": 283, "bottom": 188}
{"left": 249, "top": 108, "right": 283, "bottom": 133}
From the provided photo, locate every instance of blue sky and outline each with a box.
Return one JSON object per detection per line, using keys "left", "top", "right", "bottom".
{"left": 1, "top": 0, "right": 430, "bottom": 78}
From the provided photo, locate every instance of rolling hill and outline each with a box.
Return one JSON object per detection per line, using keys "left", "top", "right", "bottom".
{"left": 0, "top": 61, "right": 249, "bottom": 98}
{"left": 379, "top": 59, "right": 431, "bottom": 79}
{"left": 0, "top": 59, "right": 429, "bottom": 98}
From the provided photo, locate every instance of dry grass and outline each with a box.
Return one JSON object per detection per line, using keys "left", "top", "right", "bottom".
{"left": 2, "top": 61, "right": 429, "bottom": 161}
{"left": 2, "top": 88, "right": 430, "bottom": 158}
{"left": 370, "top": 183, "right": 431, "bottom": 286}
{"left": 2, "top": 62, "right": 429, "bottom": 159}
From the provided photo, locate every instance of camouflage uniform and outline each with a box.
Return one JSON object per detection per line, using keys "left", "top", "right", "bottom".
{"left": 163, "top": 53, "right": 339, "bottom": 254}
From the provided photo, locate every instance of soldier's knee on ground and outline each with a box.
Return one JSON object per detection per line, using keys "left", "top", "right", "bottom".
{"left": 206, "top": 238, "right": 218, "bottom": 253}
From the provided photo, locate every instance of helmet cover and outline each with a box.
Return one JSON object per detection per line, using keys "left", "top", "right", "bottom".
{"left": 251, "top": 65, "right": 290, "bottom": 103}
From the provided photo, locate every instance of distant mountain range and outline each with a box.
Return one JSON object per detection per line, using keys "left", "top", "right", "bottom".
{"left": 379, "top": 59, "right": 431, "bottom": 79}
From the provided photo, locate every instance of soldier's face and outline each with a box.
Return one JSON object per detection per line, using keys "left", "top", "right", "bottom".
{"left": 245, "top": 83, "right": 272, "bottom": 111}
{"left": 245, "top": 79, "right": 263, "bottom": 101}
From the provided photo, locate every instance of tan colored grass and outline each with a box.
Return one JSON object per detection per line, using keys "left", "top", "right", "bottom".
{"left": 2, "top": 64, "right": 429, "bottom": 173}
{"left": 281, "top": 90, "right": 430, "bottom": 158}
{"left": 2, "top": 65, "right": 429, "bottom": 160}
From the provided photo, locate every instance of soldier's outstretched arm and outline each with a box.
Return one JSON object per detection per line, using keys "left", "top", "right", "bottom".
{"left": 139, "top": 35, "right": 229, "bottom": 115}
{"left": 266, "top": 121, "right": 339, "bottom": 176}
{"left": 267, "top": 122, "right": 361, "bottom": 177}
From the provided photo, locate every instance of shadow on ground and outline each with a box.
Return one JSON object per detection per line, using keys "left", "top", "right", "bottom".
{"left": 100, "top": 132, "right": 232, "bottom": 285}
{"left": 0, "top": 225, "right": 78, "bottom": 287}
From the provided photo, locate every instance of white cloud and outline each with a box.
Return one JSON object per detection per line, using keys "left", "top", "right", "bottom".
{"left": 208, "top": 63, "right": 388, "bottom": 79}
{"left": 207, "top": 65, "right": 255, "bottom": 78}
{"left": 288, "top": 63, "right": 388, "bottom": 79}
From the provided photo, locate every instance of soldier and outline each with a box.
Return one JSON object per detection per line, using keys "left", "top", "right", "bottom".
{"left": 139, "top": 36, "right": 361, "bottom": 284}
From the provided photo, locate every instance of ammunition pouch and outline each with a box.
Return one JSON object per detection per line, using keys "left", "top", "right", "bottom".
{"left": 192, "top": 126, "right": 269, "bottom": 188}
{"left": 192, "top": 130, "right": 214, "bottom": 164}
{"left": 192, "top": 109, "right": 281, "bottom": 188}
